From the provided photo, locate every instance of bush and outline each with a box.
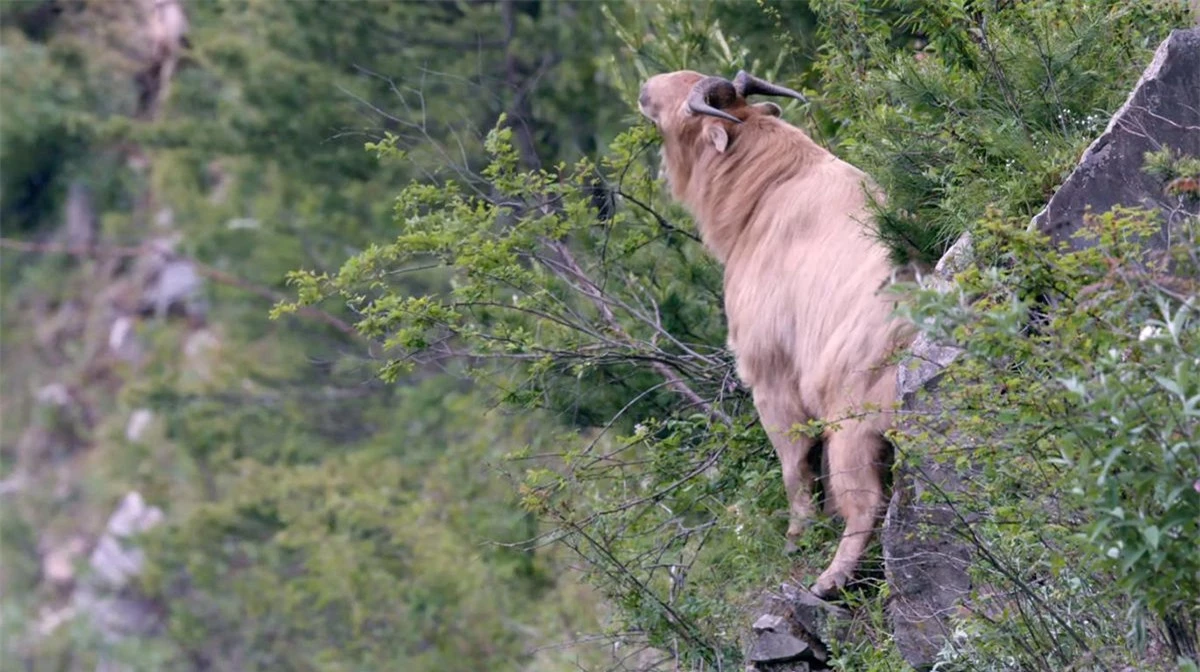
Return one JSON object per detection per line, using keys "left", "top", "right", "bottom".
{"left": 811, "top": 0, "right": 1190, "bottom": 265}
{"left": 895, "top": 199, "right": 1199, "bottom": 668}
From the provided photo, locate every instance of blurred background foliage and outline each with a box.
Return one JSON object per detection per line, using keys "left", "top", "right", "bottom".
{"left": 2, "top": 1, "right": 1196, "bottom": 670}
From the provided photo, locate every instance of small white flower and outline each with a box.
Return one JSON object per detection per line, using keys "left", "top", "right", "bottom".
{"left": 1139, "top": 325, "right": 1162, "bottom": 342}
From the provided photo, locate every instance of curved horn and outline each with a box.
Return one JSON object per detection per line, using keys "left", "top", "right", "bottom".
{"left": 733, "top": 70, "right": 807, "bottom": 104}
{"left": 686, "top": 76, "right": 742, "bottom": 124}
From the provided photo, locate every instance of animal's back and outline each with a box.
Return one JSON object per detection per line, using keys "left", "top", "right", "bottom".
{"left": 723, "top": 157, "right": 904, "bottom": 419}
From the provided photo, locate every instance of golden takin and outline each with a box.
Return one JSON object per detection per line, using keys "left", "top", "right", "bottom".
{"left": 639, "top": 69, "right": 914, "bottom": 598}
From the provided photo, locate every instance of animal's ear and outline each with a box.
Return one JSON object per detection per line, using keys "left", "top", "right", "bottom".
{"left": 754, "top": 101, "right": 783, "bottom": 117}
{"left": 705, "top": 123, "right": 729, "bottom": 153}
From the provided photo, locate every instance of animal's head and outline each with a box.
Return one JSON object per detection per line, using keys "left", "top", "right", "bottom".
{"left": 638, "top": 70, "right": 806, "bottom": 154}
{"left": 637, "top": 70, "right": 813, "bottom": 251}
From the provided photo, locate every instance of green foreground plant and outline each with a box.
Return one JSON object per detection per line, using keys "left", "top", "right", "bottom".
{"left": 895, "top": 201, "right": 1199, "bottom": 670}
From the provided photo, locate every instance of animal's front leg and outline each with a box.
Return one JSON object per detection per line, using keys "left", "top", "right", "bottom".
{"left": 753, "top": 390, "right": 818, "bottom": 549}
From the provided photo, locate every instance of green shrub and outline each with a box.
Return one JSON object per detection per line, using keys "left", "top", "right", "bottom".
{"left": 895, "top": 202, "right": 1199, "bottom": 669}
{"left": 811, "top": 0, "right": 1190, "bottom": 265}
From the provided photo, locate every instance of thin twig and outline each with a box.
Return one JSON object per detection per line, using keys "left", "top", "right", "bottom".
{"left": 540, "top": 238, "right": 730, "bottom": 423}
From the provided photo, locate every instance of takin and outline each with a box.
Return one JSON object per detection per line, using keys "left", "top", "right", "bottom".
{"left": 638, "top": 69, "right": 915, "bottom": 598}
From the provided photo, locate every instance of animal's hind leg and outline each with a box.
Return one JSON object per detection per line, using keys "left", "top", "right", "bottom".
{"left": 753, "top": 390, "right": 818, "bottom": 546}
{"left": 812, "top": 421, "right": 887, "bottom": 598}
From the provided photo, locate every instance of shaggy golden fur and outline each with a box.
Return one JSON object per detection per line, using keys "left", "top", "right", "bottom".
{"left": 639, "top": 70, "right": 913, "bottom": 597}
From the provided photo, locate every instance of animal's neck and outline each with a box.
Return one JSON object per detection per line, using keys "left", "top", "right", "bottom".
{"left": 672, "top": 125, "right": 827, "bottom": 264}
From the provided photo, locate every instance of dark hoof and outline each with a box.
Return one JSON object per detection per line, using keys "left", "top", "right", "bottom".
{"left": 810, "top": 570, "right": 851, "bottom": 602}
{"left": 809, "top": 582, "right": 840, "bottom": 602}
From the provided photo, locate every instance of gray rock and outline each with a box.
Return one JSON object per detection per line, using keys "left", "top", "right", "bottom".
{"left": 144, "top": 259, "right": 203, "bottom": 318}
{"left": 748, "top": 632, "right": 810, "bottom": 665}
{"left": 881, "top": 230, "right": 977, "bottom": 670}
{"left": 77, "top": 593, "right": 160, "bottom": 639}
{"left": 897, "top": 233, "right": 972, "bottom": 399}
{"left": 75, "top": 492, "right": 164, "bottom": 643}
{"left": 108, "top": 315, "right": 143, "bottom": 363}
{"left": 35, "top": 383, "right": 73, "bottom": 407}
{"left": 786, "top": 588, "right": 850, "bottom": 652}
{"left": 753, "top": 614, "right": 787, "bottom": 634}
{"left": 125, "top": 409, "right": 154, "bottom": 443}
{"left": 925, "top": 232, "right": 974, "bottom": 295}
{"left": 745, "top": 583, "right": 840, "bottom": 671}
{"left": 88, "top": 535, "right": 147, "bottom": 589}
{"left": 1032, "top": 28, "right": 1200, "bottom": 251}
{"left": 103, "top": 491, "right": 163, "bottom": 540}
{"left": 132, "top": 235, "right": 208, "bottom": 321}
{"left": 883, "top": 382, "right": 977, "bottom": 669}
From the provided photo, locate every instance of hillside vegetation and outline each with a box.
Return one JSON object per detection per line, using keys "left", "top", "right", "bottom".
{"left": 2, "top": 1, "right": 1197, "bottom": 670}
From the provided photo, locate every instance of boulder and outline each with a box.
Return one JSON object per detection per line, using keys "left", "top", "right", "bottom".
{"left": 1032, "top": 27, "right": 1200, "bottom": 249}
{"left": 74, "top": 492, "right": 164, "bottom": 642}
{"left": 141, "top": 258, "right": 205, "bottom": 319}
{"left": 745, "top": 583, "right": 843, "bottom": 671}
{"left": 132, "top": 235, "right": 209, "bottom": 322}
